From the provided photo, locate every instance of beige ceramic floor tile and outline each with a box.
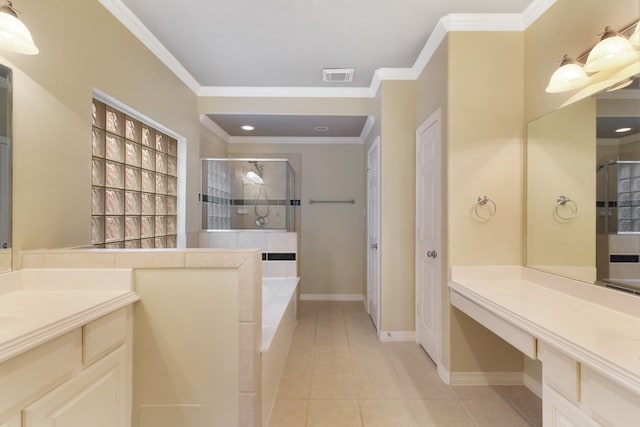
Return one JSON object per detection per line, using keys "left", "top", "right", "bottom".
{"left": 408, "top": 400, "right": 477, "bottom": 426}
{"left": 461, "top": 397, "right": 533, "bottom": 427}
{"left": 309, "top": 371, "right": 359, "bottom": 399}
{"left": 356, "top": 371, "right": 405, "bottom": 399}
{"left": 277, "top": 371, "right": 312, "bottom": 399}
{"left": 306, "top": 399, "right": 362, "bottom": 427}
{"left": 268, "top": 399, "right": 308, "bottom": 427}
{"left": 510, "top": 398, "right": 543, "bottom": 427}
{"left": 360, "top": 400, "right": 419, "bottom": 427}
{"left": 450, "top": 385, "right": 504, "bottom": 400}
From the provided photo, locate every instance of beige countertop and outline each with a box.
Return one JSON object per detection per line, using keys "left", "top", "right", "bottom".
{"left": 449, "top": 266, "right": 640, "bottom": 395}
{"left": 0, "top": 269, "right": 139, "bottom": 363}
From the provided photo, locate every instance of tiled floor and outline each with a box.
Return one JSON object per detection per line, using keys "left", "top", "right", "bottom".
{"left": 268, "top": 301, "right": 542, "bottom": 427}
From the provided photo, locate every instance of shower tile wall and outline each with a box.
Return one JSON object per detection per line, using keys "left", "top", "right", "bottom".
{"left": 618, "top": 163, "right": 640, "bottom": 232}
{"left": 199, "top": 231, "right": 297, "bottom": 277}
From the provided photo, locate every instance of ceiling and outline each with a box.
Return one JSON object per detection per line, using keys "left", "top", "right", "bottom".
{"left": 118, "top": 0, "right": 535, "bottom": 138}
{"left": 120, "top": 0, "right": 534, "bottom": 89}
{"left": 208, "top": 114, "right": 368, "bottom": 137}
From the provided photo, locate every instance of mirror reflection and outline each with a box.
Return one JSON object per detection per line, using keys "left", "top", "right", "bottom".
{"left": 527, "top": 77, "right": 640, "bottom": 291}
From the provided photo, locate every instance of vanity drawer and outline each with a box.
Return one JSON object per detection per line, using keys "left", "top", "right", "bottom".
{"left": 83, "top": 307, "right": 129, "bottom": 366}
{"left": 450, "top": 291, "right": 537, "bottom": 358}
{"left": 580, "top": 367, "right": 640, "bottom": 427}
{"left": 540, "top": 343, "right": 580, "bottom": 403}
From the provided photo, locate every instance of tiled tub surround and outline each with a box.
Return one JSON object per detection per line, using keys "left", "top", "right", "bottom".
{"left": 261, "top": 277, "right": 299, "bottom": 427}
{"left": 200, "top": 231, "right": 298, "bottom": 277}
{"left": 607, "top": 234, "right": 640, "bottom": 291}
{"left": 449, "top": 266, "right": 640, "bottom": 426}
{"left": 19, "top": 248, "right": 263, "bottom": 427}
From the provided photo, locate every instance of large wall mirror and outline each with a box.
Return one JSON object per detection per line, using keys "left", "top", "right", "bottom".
{"left": 527, "top": 77, "right": 640, "bottom": 292}
{"left": 0, "top": 64, "right": 11, "bottom": 272}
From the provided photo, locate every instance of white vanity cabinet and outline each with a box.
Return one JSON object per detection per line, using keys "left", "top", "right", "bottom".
{"left": 541, "top": 343, "right": 640, "bottom": 427}
{"left": 0, "top": 307, "right": 132, "bottom": 427}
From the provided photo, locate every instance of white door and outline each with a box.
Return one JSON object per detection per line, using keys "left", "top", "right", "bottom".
{"left": 367, "top": 137, "right": 381, "bottom": 331}
{"left": 416, "top": 111, "right": 440, "bottom": 362}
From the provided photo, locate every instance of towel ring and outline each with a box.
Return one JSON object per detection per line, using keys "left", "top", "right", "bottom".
{"left": 555, "top": 196, "right": 577, "bottom": 220}
{"left": 474, "top": 195, "right": 496, "bottom": 220}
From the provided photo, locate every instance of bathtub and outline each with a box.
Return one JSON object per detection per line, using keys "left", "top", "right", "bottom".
{"left": 261, "top": 276, "right": 299, "bottom": 426}
{"left": 604, "top": 279, "right": 640, "bottom": 294}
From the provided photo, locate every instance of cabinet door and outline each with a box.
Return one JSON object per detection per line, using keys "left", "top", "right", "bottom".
{"left": 543, "top": 385, "right": 601, "bottom": 427}
{"left": 23, "top": 346, "right": 127, "bottom": 427}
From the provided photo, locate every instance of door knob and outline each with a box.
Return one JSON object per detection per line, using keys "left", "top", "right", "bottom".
{"left": 370, "top": 243, "right": 378, "bottom": 249}
{"left": 427, "top": 250, "right": 437, "bottom": 258}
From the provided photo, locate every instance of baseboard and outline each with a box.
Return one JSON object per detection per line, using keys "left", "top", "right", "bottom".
{"left": 524, "top": 372, "right": 543, "bottom": 398}
{"left": 449, "top": 371, "right": 524, "bottom": 386}
{"left": 299, "top": 293, "right": 363, "bottom": 301}
{"left": 437, "top": 365, "right": 451, "bottom": 385}
{"left": 377, "top": 331, "right": 415, "bottom": 342}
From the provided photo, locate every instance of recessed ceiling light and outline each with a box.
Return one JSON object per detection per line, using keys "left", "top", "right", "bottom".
{"left": 314, "top": 125, "right": 329, "bottom": 132}
{"left": 615, "top": 127, "right": 633, "bottom": 133}
{"left": 241, "top": 125, "right": 255, "bottom": 131}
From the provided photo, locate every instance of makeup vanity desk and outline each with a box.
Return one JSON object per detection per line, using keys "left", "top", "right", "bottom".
{"left": 449, "top": 266, "right": 640, "bottom": 427}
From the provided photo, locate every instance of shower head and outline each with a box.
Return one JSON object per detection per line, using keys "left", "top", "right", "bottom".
{"left": 248, "top": 160, "right": 263, "bottom": 177}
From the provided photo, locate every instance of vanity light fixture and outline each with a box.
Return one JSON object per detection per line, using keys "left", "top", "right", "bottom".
{"left": 545, "top": 55, "right": 590, "bottom": 93}
{"left": 0, "top": 0, "right": 38, "bottom": 55}
{"left": 241, "top": 125, "right": 255, "bottom": 131}
{"left": 631, "top": 22, "right": 640, "bottom": 49}
{"left": 583, "top": 26, "right": 637, "bottom": 73}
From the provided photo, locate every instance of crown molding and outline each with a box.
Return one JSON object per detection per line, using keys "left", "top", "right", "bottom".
{"left": 442, "top": 13, "right": 525, "bottom": 32}
{"left": 199, "top": 114, "right": 230, "bottom": 143}
{"left": 98, "top": 0, "right": 201, "bottom": 94}
{"left": 198, "top": 85, "right": 372, "bottom": 98}
{"left": 411, "top": 18, "right": 449, "bottom": 80}
{"left": 522, "top": 0, "right": 557, "bottom": 29}
{"left": 102, "top": 0, "right": 557, "bottom": 99}
{"left": 228, "top": 136, "right": 363, "bottom": 145}
{"left": 360, "top": 116, "right": 375, "bottom": 141}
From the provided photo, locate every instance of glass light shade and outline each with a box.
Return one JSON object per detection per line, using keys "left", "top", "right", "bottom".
{"left": 630, "top": 22, "right": 640, "bottom": 49}
{"left": 583, "top": 27, "right": 636, "bottom": 73}
{"left": 545, "top": 56, "right": 590, "bottom": 93}
{"left": 0, "top": 5, "right": 38, "bottom": 55}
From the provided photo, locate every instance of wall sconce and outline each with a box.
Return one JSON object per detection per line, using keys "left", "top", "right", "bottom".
{"left": 0, "top": 0, "right": 38, "bottom": 55}
{"left": 546, "top": 20, "right": 639, "bottom": 93}
{"left": 583, "top": 26, "right": 637, "bottom": 72}
{"left": 545, "top": 55, "right": 590, "bottom": 93}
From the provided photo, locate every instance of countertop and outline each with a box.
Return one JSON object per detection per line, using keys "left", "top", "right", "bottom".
{"left": 0, "top": 269, "right": 139, "bottom": 363}
{"left": 448, "top": 266, "right": 640, "bottom": 395}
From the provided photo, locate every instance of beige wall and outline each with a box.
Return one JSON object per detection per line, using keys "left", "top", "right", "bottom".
{"left": 230, "top": 142, "right": 365, "bottom": 296}
{"left": 378, "top": 80, "right": 416, "bottom": 332}
{"left": 446, "top": 31, "right": 526, "bottom": 372}
{"left": 3, "top": 0, "right": 225, "bottom": 263}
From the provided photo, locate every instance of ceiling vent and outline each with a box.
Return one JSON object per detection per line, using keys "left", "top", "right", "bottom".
{"left": 322, "top": 68, "right": 354, "bottom": 83}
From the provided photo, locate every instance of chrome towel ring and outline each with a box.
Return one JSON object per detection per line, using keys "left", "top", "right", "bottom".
{"left": 555, "top": 196, "right": 577, "bottom": 220}
{"left": 474, "top": 195, "right": 496, "bottom": 220}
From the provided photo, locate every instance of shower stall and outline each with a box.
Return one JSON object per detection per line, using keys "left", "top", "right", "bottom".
{"left": 596, "top": 160, "right": 640, "bottom": 284}
{"left": 201, "top": 158, "right": 296, "bottom": 231}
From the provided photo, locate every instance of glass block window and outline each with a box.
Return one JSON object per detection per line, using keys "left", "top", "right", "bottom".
{"left": 617, "top": 162, "right": 640, "bottom": 233}
{"left": 91, "top": 99, "right": 178, "bottom": 248}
